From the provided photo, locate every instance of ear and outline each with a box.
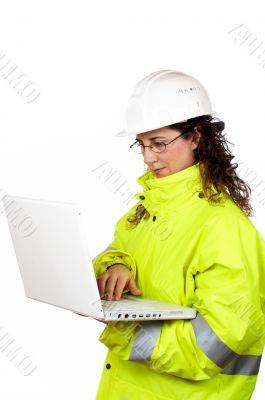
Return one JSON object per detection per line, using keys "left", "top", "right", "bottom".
{"left": 191, "top": 127, "right": 202, "bottom": 150}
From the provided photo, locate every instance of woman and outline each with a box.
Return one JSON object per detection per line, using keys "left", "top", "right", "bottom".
{"left": 92, "top": 70, "right": 265, "bottom": 400}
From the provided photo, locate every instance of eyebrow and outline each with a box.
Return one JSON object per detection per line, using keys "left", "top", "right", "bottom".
{"left": 136, "top": 136, "right": 166, "bottom": 141}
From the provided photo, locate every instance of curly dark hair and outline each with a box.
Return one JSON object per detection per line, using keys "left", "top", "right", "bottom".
{"left": 127, "top": 114, "right": 253, "bottom": 226}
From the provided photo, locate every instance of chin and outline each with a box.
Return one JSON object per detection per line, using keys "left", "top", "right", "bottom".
{"left": 154, "top": 168, "right": 169, "bottom": 178}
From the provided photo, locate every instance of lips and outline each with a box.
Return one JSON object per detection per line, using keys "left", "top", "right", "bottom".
{"left": 153, "top": 167, "right": 164, "bottom": 173}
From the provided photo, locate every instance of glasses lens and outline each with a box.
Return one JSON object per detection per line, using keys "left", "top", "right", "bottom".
{"left": 151, "top": 142, "right": 166, "bottom": 153}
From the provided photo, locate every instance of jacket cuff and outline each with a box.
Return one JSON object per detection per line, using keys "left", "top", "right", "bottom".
{"left": 93, "top": 249, "right": 137, "bottom": 279}
{"left": 99, "top": 321, "right": 140, "bottom": 360}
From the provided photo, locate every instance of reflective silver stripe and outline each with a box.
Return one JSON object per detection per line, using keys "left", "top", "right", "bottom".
{"left": 191, "top": 313, "right": 237, "bottom": 368}
{"left": 129, "top": 321, "right": 163, "bottom": 361}
{"left": 221, "top": 355, "right": 262, "bottom": 375}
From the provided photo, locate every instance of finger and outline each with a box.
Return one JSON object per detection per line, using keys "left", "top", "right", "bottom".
{"left": 127, "top": 278, "right": 141, "bottom": 295}
{"left": 97, "top": 275, "right": 109, "bottom": 299}
{"left": 104, "top": 275, "right": 119, "bottom": 300}
{"left": 114, "top": 276, "right": 127, "bottom": 300}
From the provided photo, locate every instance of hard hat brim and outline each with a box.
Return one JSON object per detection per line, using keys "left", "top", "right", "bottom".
{"left": 115, "top": 118, "right": 189, "bottom": 138}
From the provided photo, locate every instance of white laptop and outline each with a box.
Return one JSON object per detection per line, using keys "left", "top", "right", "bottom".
{"left": 2, "top": 195, "right": 197, "bottom": 321}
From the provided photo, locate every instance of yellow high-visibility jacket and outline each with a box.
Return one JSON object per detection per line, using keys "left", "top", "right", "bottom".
{"left": 93, "top": 162, "right": 265, "bottom": 400}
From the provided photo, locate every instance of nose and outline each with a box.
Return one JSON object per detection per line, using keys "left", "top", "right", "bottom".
{"left": 143, "top": 146, "right": 158, "bottom": 164}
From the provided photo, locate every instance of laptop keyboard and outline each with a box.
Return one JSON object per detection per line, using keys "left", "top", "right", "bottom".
{"left": 101, "top": 297, "right": 179, "bottom": 312}
{"left": 101, "top": 299, "right": 143, "bottom": 312}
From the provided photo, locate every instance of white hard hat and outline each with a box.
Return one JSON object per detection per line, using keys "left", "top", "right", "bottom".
{"left": 116, "top": 69, "right": 213, "bottom": 137}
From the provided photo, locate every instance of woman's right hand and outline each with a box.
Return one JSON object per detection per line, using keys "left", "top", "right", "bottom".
{"left": 96, "top": 263, "right": 141, "bottom": 301}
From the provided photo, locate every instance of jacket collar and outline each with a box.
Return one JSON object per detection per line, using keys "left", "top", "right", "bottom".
{"left": 134, "top": 162, "right": 204, "bottom": 215}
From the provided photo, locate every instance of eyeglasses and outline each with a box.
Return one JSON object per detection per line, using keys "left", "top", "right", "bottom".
{"left": 130, "top": 132, "right": 187, "bottom": 154}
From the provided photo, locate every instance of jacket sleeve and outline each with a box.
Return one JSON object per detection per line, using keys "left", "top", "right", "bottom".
{"left": 98, "top": 213, "right": 265, "bottom": 380}
{"left": 92, "top": 204, "right": 138, "bottom": 280}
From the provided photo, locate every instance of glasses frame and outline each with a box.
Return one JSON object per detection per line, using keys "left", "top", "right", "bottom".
{"left": 130, "top": 132, "right": 188, "bottom": 154}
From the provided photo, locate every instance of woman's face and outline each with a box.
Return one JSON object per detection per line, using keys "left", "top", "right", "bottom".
{"left": 135, "top": 126, "right": 201, "bottom": 178}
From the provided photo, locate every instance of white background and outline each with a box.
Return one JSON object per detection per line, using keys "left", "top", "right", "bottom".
{"left": 0, "top": 0, "right": 265, "bottom": 398}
